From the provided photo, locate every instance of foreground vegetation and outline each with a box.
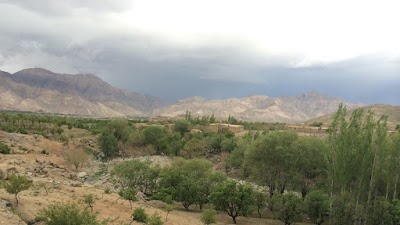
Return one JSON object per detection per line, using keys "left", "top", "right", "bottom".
{"left": 1, "top": 105, "right": 400, "bottom": 225}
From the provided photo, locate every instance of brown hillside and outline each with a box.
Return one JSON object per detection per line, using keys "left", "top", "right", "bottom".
{"left": 0, "top": 68, "right": 166, "bottom": 117}
{"left": 153, "top": 92, "right": 363, "bottom": 123}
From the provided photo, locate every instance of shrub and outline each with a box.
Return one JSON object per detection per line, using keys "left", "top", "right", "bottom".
{"left": 132, "top": 207, "right": 148, "bottom": 223}
{"left": 104, "top": 187, "right": 112, "bottom": 194}
{"left": 147, "top": 212, "right": 163, "bottom": 225}
{"left": 41, "top": 149, "right": 49, "bottom": 155}
{"left": 0, "top": 141, "right": 11, "bottom": 154}
{"left": 82, "top": 193, "right": 96, "bottom": 212}
{"left": 201, "top": 208, "right": 217, "bottom": 225}
{"left": 64, "top": 148, "right": 89, "bottom": 171}
{"left": 36, "top": 202, "right": 102, "bottom": 225}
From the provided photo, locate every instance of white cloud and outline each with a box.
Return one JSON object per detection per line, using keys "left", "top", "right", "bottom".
{"left": 118, "top": 0, "right": 400, "bottom": 66}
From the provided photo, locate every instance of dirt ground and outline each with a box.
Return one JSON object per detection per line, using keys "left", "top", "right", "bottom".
{"left": 0, "top": 131, "right": 311, "bottom": 225}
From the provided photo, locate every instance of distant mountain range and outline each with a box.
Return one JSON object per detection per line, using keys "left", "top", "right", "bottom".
{"left": 0, "top": 68, "right": 165, "bottom": 117}
{"left": 153, "top": 93, "right": 364, "bottom": 123}
{"left": 0, "top": 68, "right": 368, "bottom": 122}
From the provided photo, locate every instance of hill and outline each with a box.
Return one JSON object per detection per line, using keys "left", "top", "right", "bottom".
{"left": 153, "top": 92, "right": 363, "bottom": 123}
{"left": 306, "top": 104, "right": 400, "bottom": 130}
{"left": 0, "top": 68, "right": 165, "bottom": 117}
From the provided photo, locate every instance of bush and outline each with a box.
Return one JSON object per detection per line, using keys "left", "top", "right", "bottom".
{"left": 147, "top": 212, "right": 163, "bottom": 225}
{"left": 36, "top": 202, "right": 102, "bottom": 225}
{"left": 201, "top": 208, "right": 217, "bottom": 225}
{"left": 41, "top": 149, "right": 49, "bottom": 155}
{"left": 305, "top": 190, "right": 329, "bottom": 225}
{"left": 132, "top": 207, "right": 148, "bottom": 223}
{"left": 0, "top": 141, "right": 11, "bottom": 154}
{"left": 104, "top": 187, "right": 112, "bottom": 194}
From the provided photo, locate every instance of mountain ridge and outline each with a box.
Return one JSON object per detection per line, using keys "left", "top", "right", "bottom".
{"left": 0, "top": 68, "right": 166, "bottom": 117}
{"left": 153, "top": 92, "right": 364, "bottom": 123}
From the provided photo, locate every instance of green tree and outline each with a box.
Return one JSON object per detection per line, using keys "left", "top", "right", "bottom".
{"left": 174, "top": 120, "right": 190, "bottom": 135}
{"left": 118, "top": 188, "right": 137, "bottom": 209}
{"left": 210, "top": 180, "right": 255, "bottom": 224}
{"left": 142, "top": 126, "right": 169, "bottom": 154}
{"left": 181, "top": 138, "right": 208, "bottom": 158}
{"left": 367, "top": 197, "right": 393, "bottom": 225}
{"left": 82, "top": 193, "right": 96, "bottom": 212}
{"left": 37, "top": 202, "right": 102, "bottom": 225}
{"left": 255, "top": 192, "right": 267, "bottom": 218}
{"left": 164, "top": 204, "right": 174, "bottom": 222}
{"left": 244, "top": 131, "right": 298, "bottom": 198}
{"left": 112, "top": 159, "right": 160, "bottom": 194}
{"left": 292, "top": 137, "right": 327, "bottom": 199}
{"left": 305, "top": 190, "right": 329, "bottom": 225}
{"left": 2, "top": 174, "right": 32, "bottom": 206}
{"left": 108, "top": 119, "right": 132, "bottom": 143}
{"left": 273, "top": 192, "right": 303, "bottom": 225}
{"left": 98, "top": 132, "right": 118, "bottom": 159}
{"left": 200, "top": 208, "right": 217, "bottom": 225}
{"left": 327, "top": 105, "right": 389, "bottom": 223}
{"left": 330, "top": 192, "right": 356, "bottom": 225}
{"left": 158, "top": 158, "right": 222, "bottom": 211}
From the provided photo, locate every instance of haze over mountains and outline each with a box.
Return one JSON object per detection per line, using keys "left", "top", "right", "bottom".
{"left": 0, "top": 68, "right": 368, "bottom": 122}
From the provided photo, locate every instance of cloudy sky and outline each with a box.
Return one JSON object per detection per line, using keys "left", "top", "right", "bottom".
{"left": 0, "top": 0, "right": 399, "bottom": 104}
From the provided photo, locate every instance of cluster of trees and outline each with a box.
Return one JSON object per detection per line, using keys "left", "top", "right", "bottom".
{"left": 227, "top": 104, "right": 400, "bottom": 225}
{"left": 98, "top": 119, "right": 238, "bottom": 159}
{"left": 111, "top": 158, "right": 339, "bottom": 225}
{"left": 0, "top": 111, "right": 146, "bottom": 139}
{"left": 183, "top": 111, "right": 287, "bottom": 131}
{"left": 102, "top": 105, "right": 393, "bottom": 224}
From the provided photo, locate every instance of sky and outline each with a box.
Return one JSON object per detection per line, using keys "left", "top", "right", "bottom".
{"left": 0, "top": 0, "right": 399, "bottom": 104}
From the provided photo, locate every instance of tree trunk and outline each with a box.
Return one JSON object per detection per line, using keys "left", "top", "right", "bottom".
{"left": 365, "top": 150, "right": 378, "bottom": 225}
{"left": 232, "top": 216, "right": 237, "bottom": 224}
{"left": 15, "top": 193, "right": 19, "bottom": 206}
{"left": 394, "top": 173, "right": 399, "bottom": 200}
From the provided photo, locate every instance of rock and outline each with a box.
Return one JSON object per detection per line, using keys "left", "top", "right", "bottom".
{"left": 136, "top": 191, "right": 147, "bottom": 201}
{"left": 0, "top": 199, "right": 12, "bottom": 208}
{"left": 77, "top": 172, "right": 88, "bottom": 178}
{"left": 35, "top": 159, "right": 44, "bottom": 164}
{"left": 70, "top": 181, "right": 82, "bottom": 187}
{"left": 69, "top": 173, "right": 78, "bottom": 180}
{"left": 41, "top": 168, "right": 48, "bottom": 174}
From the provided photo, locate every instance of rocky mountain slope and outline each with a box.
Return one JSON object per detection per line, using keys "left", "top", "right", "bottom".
{"left": 0, "top": 68, "right": 165, "bottom": 117}
{"left": 153, "top": 93, "right": 363, "bottom": 123}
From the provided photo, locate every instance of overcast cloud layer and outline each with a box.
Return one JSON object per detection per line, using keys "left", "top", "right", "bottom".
{"left": 0, "top": 0, "right": 399, "bottom": 104}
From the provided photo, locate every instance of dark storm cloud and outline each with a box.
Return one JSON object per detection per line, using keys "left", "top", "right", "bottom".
{"left": 0, "top": 1, "right": 399, "bottom": 105}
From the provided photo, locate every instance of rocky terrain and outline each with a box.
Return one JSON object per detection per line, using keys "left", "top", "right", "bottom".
{"left": 0, "top": 129, "right": 303, "bottom": 225}
{"left": 153, "top": 92, "right": 363, "bottom": 123}
{"left": 0, "top": 68, "right": 166, "bottom": 118}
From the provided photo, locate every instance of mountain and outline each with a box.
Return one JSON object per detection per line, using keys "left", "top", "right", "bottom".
{"left": 0, "top": 68, "right": 165, "bottom": 117}
{"left": 152, "top": 92, "right": 363, "bottom": 123}
{"left": 306, "top": 104, "right": 400, "bottom": 130}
